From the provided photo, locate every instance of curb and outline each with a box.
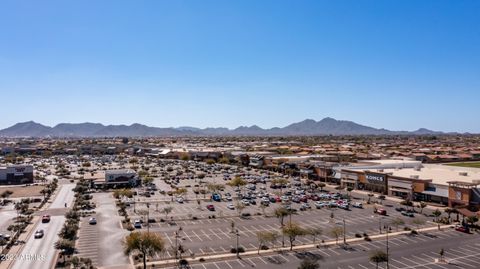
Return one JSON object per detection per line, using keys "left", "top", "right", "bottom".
{"left": 139, "top": 224, "right": 452, "bottom": 268}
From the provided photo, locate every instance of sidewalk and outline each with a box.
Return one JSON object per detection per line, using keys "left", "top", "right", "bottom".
{"left": 142, "top": 224, "right": 452, "bottom": 268}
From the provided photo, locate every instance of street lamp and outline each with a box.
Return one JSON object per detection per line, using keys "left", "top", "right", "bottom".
{"left": 146, "top": 202, "right": 150, "bottom": 233}
{"left": 385, "top": 224, "right": 390, "bottom": 269}
{"left": 235, "top": 229, "right": 240, "bottom": 258}
{"left": 343, "top": 218, "right": 346, "bottom": 245}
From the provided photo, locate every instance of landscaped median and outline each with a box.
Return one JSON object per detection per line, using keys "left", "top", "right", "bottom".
{"left": 140, "top": 224, "right": 453, "bottom": 268}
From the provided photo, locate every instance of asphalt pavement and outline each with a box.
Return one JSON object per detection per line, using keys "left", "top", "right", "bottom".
{"left": 9, "top": 183, "right": 75, "bottom": 269}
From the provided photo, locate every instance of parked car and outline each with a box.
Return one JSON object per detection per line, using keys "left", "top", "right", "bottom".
{"left": 315, "top": 201, "right": 326, "bottom": 209}
{"left": 89, "top": 217, "right": 97, "bottom": 225}
{"left": 206, "top": 205, "right": 215, "bottom": 211}
{"left": 401, "top": 211, "right": 414, "bottom": 217}
{"left": 134, "top": 220, "right": 142, "bottom": 229}
{"left": 212, "top": 193, "right": 221, "bottom": 202}
{"left": 227, "top": 203, "right": 235, "bottom": 210}
{"left": 454, "top": 224, "right": 470, "bottom": 233}
{"left": 374, "top": 208, "right": 387, "bottom": 215}
{"left": 176, "top": 197, "right": 184, "bottom": 203}
{"left": 34, "top": 229, "right": 44, "bottom": 239}
{"left": 352, "top": 202, "right": 363, "bottom": 209}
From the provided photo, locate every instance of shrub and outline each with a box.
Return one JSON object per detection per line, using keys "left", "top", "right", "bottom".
{"left": 355, "top": 233, "right": 362, "bottom": 238}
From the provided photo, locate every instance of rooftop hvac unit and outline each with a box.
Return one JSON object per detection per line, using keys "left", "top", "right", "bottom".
{"left": 410, "top": 175, "right": 419, "bottom": 179}
{"left": 377, "top": 169, "right": 384, "bottom": 172}
{"left": 414, "top": 167, "right": 421, "bottom": 171}
{"left": 459, "top": 172, "right": 468, "bottom": 176}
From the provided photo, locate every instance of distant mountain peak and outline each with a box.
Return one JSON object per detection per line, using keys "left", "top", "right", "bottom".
{"left": 0, "top": 118, "right": 448, "bottom": 137}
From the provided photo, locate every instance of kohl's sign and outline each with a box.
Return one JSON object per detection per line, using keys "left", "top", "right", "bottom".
{"left": 365, "top": 173, "right": 386, "bottom": 184}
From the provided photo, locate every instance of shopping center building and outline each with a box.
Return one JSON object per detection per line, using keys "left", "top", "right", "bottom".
{"left": 339, "top": 160, "right": 480, "bottom": 208}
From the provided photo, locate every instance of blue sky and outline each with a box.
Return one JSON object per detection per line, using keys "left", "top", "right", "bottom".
{"left": 0, "top": 0, "right": 479, "bottom": 132}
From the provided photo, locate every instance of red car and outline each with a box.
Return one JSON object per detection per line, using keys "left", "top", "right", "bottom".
{"left": 374, "top": 208, "right": 387, "bottom": 216}
{"left": 41, "top": 215, "right": 51, "bottom": 223}
{"left": 206, "top": 205, "right": 215, "bottom": 211}
{"left": 455, "top": 225, "right": 469, "bottom": 233}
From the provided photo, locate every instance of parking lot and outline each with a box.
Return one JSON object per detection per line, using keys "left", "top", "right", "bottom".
{"left": 162, "top": 229, "right": 480, "bottom": 269}
{"left": 119, "top": 160, "right": 435, "bottom": 261}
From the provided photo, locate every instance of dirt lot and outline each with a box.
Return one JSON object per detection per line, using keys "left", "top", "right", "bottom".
{"left": 0, "top": 185, "right": 44, "bottom": 198}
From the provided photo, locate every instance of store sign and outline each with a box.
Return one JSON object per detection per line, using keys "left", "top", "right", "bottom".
{"left": 365, "top": 173, "right": 386, "bottom": 184}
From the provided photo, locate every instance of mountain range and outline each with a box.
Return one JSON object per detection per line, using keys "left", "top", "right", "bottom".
{"left": 0, "top": 118, "right": 447, "bottom": 137}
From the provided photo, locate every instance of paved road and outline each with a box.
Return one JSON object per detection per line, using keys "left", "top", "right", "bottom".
{"left": 10, "top": 183, "right": 75, "bottom": 269}
{"left": 10, "top": 216, "right": 64, "bottom": 269}
{"left": 49, "top": 184, "right": 75, "bottom": 209}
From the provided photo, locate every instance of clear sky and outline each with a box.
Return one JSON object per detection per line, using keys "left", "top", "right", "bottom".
{"left": 0, "top": 0, "right": 479, "bottom": 132}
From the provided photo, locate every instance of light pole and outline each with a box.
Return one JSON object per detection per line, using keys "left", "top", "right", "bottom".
{"left": 146, "top": 202, "right": 150, "bottom": 233}
{"left": 386, "top": 224, "right": 390, "bottom": 269}
{"left": 343, "top": 218, "right": 346, "bottom": 245}
{"left": 235, "top": 229, "right": 240, "bottom": 258}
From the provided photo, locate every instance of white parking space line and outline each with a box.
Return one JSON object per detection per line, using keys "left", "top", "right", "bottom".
{"left": 224, "top": 261, "right": 233, "bottom": 269}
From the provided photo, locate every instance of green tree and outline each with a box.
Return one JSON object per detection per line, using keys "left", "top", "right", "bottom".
{"left": 317, "top": 183, "right": 326, "bottom": 192}
{"left": 390, "top": 217, "right": 405, "bottom": 232}
{"left": 444, "top": 208, "right": 454, "bottom": 223}
{"left": 369, "top": 250, "right": 388, "bottom": 269}
{"left": 377, "top": 195, "right": 385, "bottom": 205}
{"left": 256, "top": 231, "right": 277, "bottom": 254}
{"left": 123, "top": 232, "right": 165, "bottom": 269}
{"left": 466, "top": 216, "right": 478, "bottom": 227}
{"left": 419, "top": 202, "right": 427, "bottom": 214}
{"left": 306, "top": 227, "right": 323, "bottom": 244}
{"left": 432, "top": 209, "right": 442, "bottom": 222}
{"left": 298, "top": 258, "right": 320, "bottom": 269}
{"left": 54, "top": 239, "right": 75, "bottom": 263}
{"left": 411, "top": 218, "right": 426, "bottom": 230}
{"left": 282, "top": 222, "right": 306, "bottom": 250}
{"left": 162, "top": 206, "right": 173, "bottom": 220}
{"left": 329, "top": 226, "right": 344, "bottom": 245}
{"left": 275, "top": 207, "right": 290, "bottom": 247}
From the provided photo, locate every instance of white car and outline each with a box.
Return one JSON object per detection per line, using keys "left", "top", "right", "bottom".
{"left": 176, "top": 197, "right": 184, "bottom": 203}
{"left": 227, "top": 203, "right": 235, "bottom": 210}
{"left": 88, "top": 217, "right": 97, "bottom": 225}
{"left": 352, "top": 202, "right": 363, "bottom": 208}
{"left": 241, "top": 199, "right": 250, "bottom": 205}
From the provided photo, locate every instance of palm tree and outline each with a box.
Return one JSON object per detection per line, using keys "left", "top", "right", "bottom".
{"left": 124, "top": 232, "right": 165, "bottom": 269}
{"left": 369, "top": 250, "right": 388, "bottom": 269}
